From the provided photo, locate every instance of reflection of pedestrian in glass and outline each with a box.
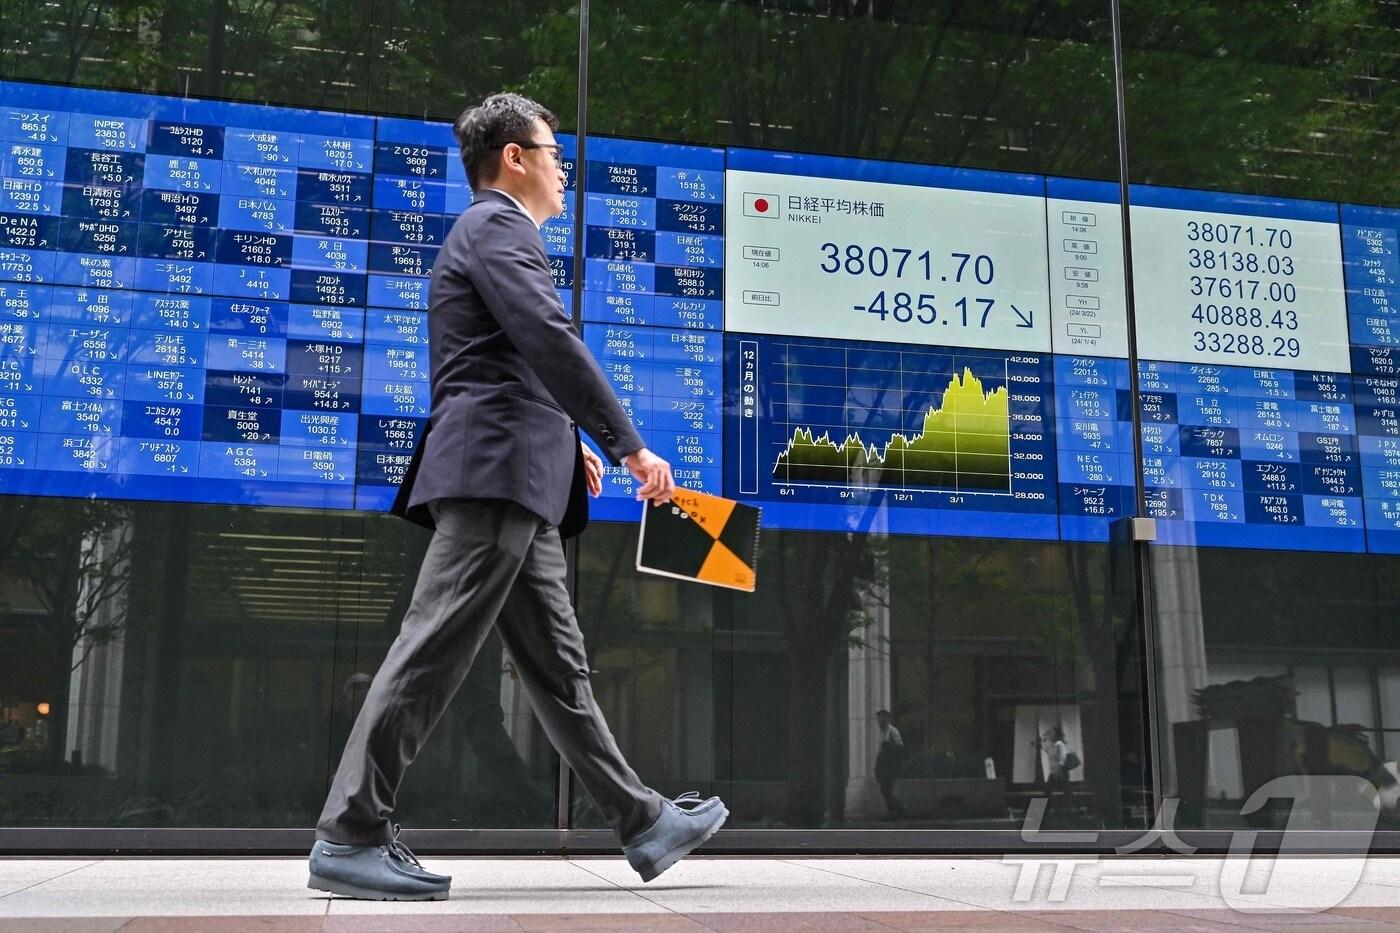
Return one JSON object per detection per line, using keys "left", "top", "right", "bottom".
{"left": 1040, "top": 726, "right": 1069, "bottom": 797}
{"left": 875, "top": 709, "right": 906, "bottom": 819}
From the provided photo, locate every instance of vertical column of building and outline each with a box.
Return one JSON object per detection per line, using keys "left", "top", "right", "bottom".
{"left": 580, "top": 139, "right": 724, "bottom": 510}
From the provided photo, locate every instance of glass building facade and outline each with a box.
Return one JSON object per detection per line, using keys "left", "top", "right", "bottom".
{"left": 0, "top": 0, "right": 1398, "bottom": 854}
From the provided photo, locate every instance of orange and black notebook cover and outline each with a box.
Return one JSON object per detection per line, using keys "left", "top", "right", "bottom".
{"left": 635, "top": 488, "right": 761, "bottom": 592}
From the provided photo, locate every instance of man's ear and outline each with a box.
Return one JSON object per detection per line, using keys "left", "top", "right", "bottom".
{"left": 501, "top": 144, "right": 527, "bottom": 177}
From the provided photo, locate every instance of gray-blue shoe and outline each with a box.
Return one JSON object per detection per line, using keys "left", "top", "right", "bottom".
{"left": 623, "top": 791, "right": 728, "bottom": 882}
{"left": 307, "top": 823, "right": 451, "bottom": 901}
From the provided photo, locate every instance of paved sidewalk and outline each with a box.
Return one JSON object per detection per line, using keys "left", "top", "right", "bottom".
{"left": 7, "top": 856, "right": 1400, "bottom": 930}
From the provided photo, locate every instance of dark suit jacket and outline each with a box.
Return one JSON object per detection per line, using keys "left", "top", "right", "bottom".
{"left": 390, "top": 190, "right": 644, "bottom": 536}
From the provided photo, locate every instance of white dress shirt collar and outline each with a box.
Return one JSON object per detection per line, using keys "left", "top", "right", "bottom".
{"left": 481, "top": 187, "right": 540, "bottom": 229}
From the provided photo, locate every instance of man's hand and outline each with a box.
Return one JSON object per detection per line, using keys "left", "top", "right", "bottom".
{"left": 622, "top": 447, "right": 675, "bottom": 505}
{"left": 580, "top": 442, "right": 604, "bottom": 497}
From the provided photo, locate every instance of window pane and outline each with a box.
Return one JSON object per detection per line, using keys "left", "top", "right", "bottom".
{"left": 574, "top": 0, "right": 1143, "bottom": 834}
{"left": 1127, "top": 0, "right": 1400, "bottom": 831}
{"left": 0, "top": 0, "right": 580, "bottom": 831}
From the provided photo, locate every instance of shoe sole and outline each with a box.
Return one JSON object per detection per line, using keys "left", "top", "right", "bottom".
{"left": 637, "top": 805, "right": 729, "bottom": 883}
{"left": 308, "top": 873, "right": 449, "bottom": 901}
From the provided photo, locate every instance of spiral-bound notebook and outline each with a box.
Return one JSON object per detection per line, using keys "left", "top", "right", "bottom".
{"left": 635, "top": 488, "right": 761, "bottom": 592}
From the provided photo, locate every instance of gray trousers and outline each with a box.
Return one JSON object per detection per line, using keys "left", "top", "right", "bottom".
{"left": 316, "top": 498, "right": 662, "bottom": 846}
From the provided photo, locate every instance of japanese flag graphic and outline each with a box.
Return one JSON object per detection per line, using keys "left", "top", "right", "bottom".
{"left": 743, "top": 192, "right": 780, "bottom": 219}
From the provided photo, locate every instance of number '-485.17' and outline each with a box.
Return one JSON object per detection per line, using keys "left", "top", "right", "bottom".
{"left": 858, "top": 292, "right": 996, "bottom": 326}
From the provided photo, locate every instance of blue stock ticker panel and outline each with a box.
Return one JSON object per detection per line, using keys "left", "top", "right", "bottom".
{"left": 4, "top": 78, "right": 1400, "bottom": 555}
{"left": 720, "top": 149, "right": 1399, "bottom": 554}
{"left": 579, "top": 137, "right": 725, "bottom": 523}
{"left": 0, "top": 79, "right": 575, "bottom": 511}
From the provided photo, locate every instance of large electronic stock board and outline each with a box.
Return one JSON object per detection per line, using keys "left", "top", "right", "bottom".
{"left": 4, "top": 80, "right": 1398, "bottom": 552}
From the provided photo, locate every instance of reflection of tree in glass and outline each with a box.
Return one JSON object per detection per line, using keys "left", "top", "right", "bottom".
{"left": 0, "top": 497, "right": 132, "bottom": 771}
{"left": 0, "top": 0, "right": 578, "bottom": 121}
{"left": 557, "top": 1, "right": 1120, "bottom": 178}
{"left": 3, "top": 1, "right": 1396, "bottom": 203}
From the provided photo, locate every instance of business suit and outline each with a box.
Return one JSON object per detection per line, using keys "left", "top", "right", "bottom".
{"left": 315, "top": 189, "right": 663, "bottom": 847}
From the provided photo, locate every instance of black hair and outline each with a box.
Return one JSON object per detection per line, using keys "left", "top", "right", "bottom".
{"left": 453, "top": 92, "right": 559, "bottom": 189}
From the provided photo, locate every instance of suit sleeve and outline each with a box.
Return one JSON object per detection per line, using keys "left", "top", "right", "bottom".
{"left": 465, "top": 207, "right": 645, "bottom": 464}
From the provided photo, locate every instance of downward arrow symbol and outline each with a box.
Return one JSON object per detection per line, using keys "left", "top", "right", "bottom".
{"left": 1011, "top": 303, "right": 1034, "bottom": 328}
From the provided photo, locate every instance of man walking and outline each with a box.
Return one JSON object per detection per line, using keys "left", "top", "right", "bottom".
{"left": 874, "top": 709, "right": 906, "bottom": 819}
{"left": 307, "top": 93, "right": 728, "bottom": 901}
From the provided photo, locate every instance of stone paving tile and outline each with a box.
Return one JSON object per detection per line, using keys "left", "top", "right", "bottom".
{"left": 1146, "top": 907, "right": 1396, "bottom": 931}
{"left": 323, "top": 914, "right": 524, "bottom": 931}
{"left": 1333, "top": 905, "right": 1400, "bottom": 918}
{"left": 1317, "top": 880, "right": 1400, "bottom": 909}
{"left": 782, "top": 858, "right": 1230, "bottom": 913}
{"left": 0, "top": 860, "right": 324, "bottom": 917}
{"left": 1354, "top": 862, "right": 1400, "bottom": 888}
{"left": 510, "top": 915, "right": 708, "bottom": 930}
{"left": 0, "top": 861, "right": 98, "bottom": 897}
{"left": 681, "top": 912, "right": 898, "bottom": 931}
{"left": 852, "top": 911, "right": 1073, "bottom": 930}
{"left": 573, "top": 858, "right": 956, "bottom": 913}
{"left": 1201, "top": 860, "right": 1395, "bottom": 911}
{"left": 1019, "top": 909, "right": 1318, "bottom": 932}
{"left": 117, "top": 919, "right": 327, "bottom": 933}
{"left": 1030, "top": 907, "right": 1388, "bottom": 930}
{"left": 0, "top": 919, "right": 130, "bottom": 933}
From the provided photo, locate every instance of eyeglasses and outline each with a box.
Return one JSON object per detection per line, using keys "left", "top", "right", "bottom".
{"left": 496, "top": 140, "right": 565, "bottom": 168}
